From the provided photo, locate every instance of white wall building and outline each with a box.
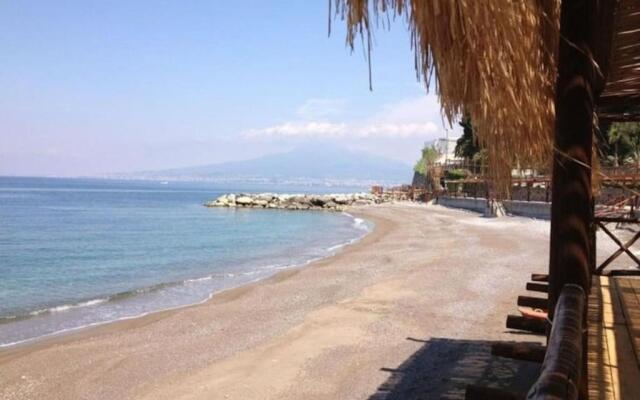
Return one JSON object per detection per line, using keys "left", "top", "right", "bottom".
{"left": 428, "top": 134, "right": 462, "bottom": 164}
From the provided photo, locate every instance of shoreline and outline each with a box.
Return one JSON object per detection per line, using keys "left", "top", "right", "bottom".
{"left": 0, "top": 203, "right": 550, "bottom": 400}
{"left": 0, "top": 208, "right": 382, "bottom": 359}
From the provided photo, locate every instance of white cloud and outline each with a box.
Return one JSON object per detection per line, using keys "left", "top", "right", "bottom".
{"left": 243, "top": 121, "right": 348, "bottom": 138}
{"left": 243, "top": 95, "right": 459, "bottom": 141}
{"left": 357, "top": 122, "right": 439, "bottom": 137}
{"left": 243, "top": 121, "right": 437, "bottom": 139}
{"left": 244, "top": 121, "right": 440, "bottom": 138}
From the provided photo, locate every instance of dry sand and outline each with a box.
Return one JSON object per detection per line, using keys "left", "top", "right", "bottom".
{"left": 1, "top": 202, "right": 618, "bottom": 399}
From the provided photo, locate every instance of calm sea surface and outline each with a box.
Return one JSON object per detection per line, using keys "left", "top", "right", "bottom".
{"left": 0, "top": 177, "right": 371, "bottom": 346}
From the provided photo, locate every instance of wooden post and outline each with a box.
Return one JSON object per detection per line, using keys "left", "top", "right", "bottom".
{"left": 590, "top": 198, "right": 596, "bottom": 273}
{"left": 545, "top": 182, "right": 550, "bottom": 203}
{"left": 548, "top": 0, "right": 599, "bottom": 317}
{"left": 548, "top": 2, "right": 611, "bottom": 398}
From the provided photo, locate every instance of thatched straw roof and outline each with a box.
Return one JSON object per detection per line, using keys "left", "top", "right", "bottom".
{"left": 598, "top": 0, "right": 640, "bottom": 122}
{"left": 332, "top": 0, "right": 560, "bottom": 190}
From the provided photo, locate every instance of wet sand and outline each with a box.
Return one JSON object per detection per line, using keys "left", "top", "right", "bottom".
{"left": 1, "top": 203, "right": 567, "bottom": 399}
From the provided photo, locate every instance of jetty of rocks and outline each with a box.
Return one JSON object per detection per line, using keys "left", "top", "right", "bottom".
{"left": 204, "top": 193, "right": 384, "bottom": 211}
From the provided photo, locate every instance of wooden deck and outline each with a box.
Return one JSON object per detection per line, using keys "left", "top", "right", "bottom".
{"left": 588, "top": 276, "right": 640, "bottom": 399}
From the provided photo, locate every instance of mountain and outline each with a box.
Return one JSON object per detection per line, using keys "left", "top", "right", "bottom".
{"left": 114, "top": 144, "right": 412, "bottom": 186}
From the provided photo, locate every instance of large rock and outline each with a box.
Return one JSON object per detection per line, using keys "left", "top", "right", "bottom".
{"left": 205, "top": 191, "right": 389, "bottom": 211}
{"left": 236, "top": 196, "right": 253, "bottom": 206}
{"left": 226, "top": 194, "right": 237, "bottom": 206}
{"left": 310, "top": 197, "right": 326, "bottom": 207}
{"left": 253, "top": 199, "right": 269, "bottom": 207}
{"left": 216, "top": 195, "right": 230, "bottom": 205}
{"left": 325, "top": 200, "right": 337, "bottom": 209}
{"left": 333, "top": 195, "right": 350, "bottom": 205}
{"left": 291, "top": 195, "right": 308, "bottom": 204}
{"left": 256, "top": 193, "right": 274, "bottom": 202}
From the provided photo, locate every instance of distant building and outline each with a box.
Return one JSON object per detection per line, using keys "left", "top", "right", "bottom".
{"left": 427, "top": 135, "right": 462, "bottom": 165}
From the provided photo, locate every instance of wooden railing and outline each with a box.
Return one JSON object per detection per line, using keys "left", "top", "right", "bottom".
{"left": 465, "top": 282, "right": 586, "bottom": 400}
{"left": 526, "top": 284, "right": 586, "bottom": 400}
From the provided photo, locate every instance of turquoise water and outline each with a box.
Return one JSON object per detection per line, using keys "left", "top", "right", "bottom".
{"left": 0, "top": 177, "right": 371, "bottom": 346}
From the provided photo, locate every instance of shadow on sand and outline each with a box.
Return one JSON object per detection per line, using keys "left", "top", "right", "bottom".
{"left": 369, "top": 337, "right": 541, "bottom": 400}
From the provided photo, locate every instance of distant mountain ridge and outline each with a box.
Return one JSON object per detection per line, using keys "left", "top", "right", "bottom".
{"left": 112, "top": 144, "right": 412, "bottom": 186}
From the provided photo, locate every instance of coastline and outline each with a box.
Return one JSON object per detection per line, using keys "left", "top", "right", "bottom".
{"left": 0, "top": 210, "right": 374, "bottom": 351}
{"left": 0, "top": 203, "right": 549, "bottom": 399}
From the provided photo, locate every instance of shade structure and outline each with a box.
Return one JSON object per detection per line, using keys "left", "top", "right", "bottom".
{"left": 597, "top": 0, "right": 640, "bottom": 121}
{"left": 332, "top": 0, "right": 640, "bottom": 192}
{"left": 332, "top": 1, "right": 640, "bottom": 397}
{"left": 332, "top": 0, "right": 561, "bottom": 191}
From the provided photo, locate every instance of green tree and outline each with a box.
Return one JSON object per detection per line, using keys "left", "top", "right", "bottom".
{"left": 607, "top": 122, "right": 640, "bottom": 166}
{"left": 413, "top": 144, "right": 442, "bottom": 190}
{"left": 455, "top": 116, "right": 481, "bottom": 159}
{"left": 414, "top": 145, "right": 440, "bottom": 175}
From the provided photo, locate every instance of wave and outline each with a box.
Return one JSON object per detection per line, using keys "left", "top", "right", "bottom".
{"left": 29, "top": 298, "right": 109, "bottom": 316}
{"left": 2, "top": 298, "right": 108, "bottom": 324}
{"left": 183, "top": 275, "right": 214, "bottom": 283}
{"left": 0, "top": 213, "right": 373, "bottom": 347}
{"left": 342, "top": 212, "right": 372, "bottom": 231}
{"left": 353, "top": 217, "right": 369, "bottom": 231}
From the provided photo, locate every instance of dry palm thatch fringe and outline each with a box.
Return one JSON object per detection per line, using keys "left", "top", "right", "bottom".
{"left": 331, "top": 0, "right": 561, "bottom": 193}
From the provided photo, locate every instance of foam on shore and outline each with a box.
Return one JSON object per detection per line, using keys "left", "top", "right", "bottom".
{"left": 0, "top": 212, "right": 373, "bottom": 348}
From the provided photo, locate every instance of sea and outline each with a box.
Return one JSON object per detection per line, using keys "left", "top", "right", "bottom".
{"left": 0, "top": 177, "right": 372, "bottom": 347}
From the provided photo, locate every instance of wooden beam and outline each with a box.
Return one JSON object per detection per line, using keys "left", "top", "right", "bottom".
{"left": 598, "top": 95, "right": 640, "bottom": 108}
{"left": 491, "top": 342, "right": 546, "bottom": 363}
{"left": 608, "top": 269, "right": 640, "bottom": 276}
{"left": 526, "top": 282, "right": 549, "bottom": 293}
{"left": 595, "top": 226, "right": 640, "bottom": 273}
{"left": 517, "top": 296, "right": 548, "bottom": 310}
{"left": 594, "top": 216, "right": 639, "bottom": 223}
{"left": 531, "top": 273, "right": 548, "bottom": 282}
{"left": 506, "top": 315, "right": 547, "bottom": 335}
{"left": 598, "top": 221, "right": 640, "bottom": 262}
{"left": 465, "top": 385, "right": 522, "bottom": 400}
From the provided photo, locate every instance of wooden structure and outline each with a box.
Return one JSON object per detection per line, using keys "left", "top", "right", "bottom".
{"left": 593, "top": 194, "right": 640, "bottom": 274}
{"left": 525, "top": 1, "right": 640, "bottom": 398}
{"left": 586, "top": 276, "right": 640, "bottom": 399}
{"left": 334, "top": 0, "right": 640, "bottom": 398}
{"left": 527, "top": 285, "right": 586, "bottom": 399}
{"left": 509, "top": 1, "right": 640, "bottom": 398}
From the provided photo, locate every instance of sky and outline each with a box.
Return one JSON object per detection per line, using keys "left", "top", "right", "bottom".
{"left": 0, "top": 1, "right": 461, "bottom": 177}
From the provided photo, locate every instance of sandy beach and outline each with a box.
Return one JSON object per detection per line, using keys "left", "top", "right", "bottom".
{"left": 1, "top": 203, "right": 574, "bottom": 399}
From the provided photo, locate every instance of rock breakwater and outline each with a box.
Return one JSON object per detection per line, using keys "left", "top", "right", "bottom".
{"left": 205, "top": 193, "right": 383, "bottom": 211}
